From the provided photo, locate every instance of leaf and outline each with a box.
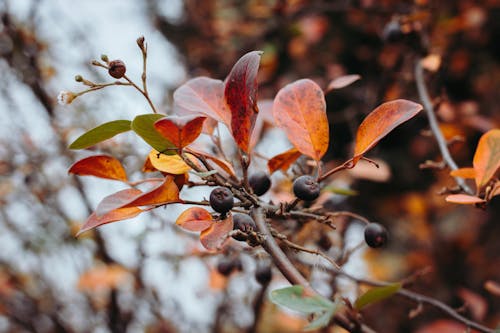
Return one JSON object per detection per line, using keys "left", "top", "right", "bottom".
{"left": 173, "top": 77, "right": 231, "bottom": 127}
{"left": 121, "top": 176, "right": 181, "bottom": 208}
{"left": 69, "top": 120, "right": 131, "bottom": 149}
{"left": 200, "top": 214, "right": 233, "bottom": 251}
{"left": 68, "top": 155, "right": 127, "bottom": 181}
{"left": 354, "top": 282, "right": 401, "bottom": 310}
{"left": 187, "top": 148, "right": 237, "bottom": 178}
{"left": 131, "top": 114, "right": 176, "bottom": 154}
{"left": 154, "top": 115, "right": 206, "bottom": 149}
{"left": 450, "top": 167, "right": 476, "bottom": 179}
{"left": 473, "top": 129, "right": 500, "bottom": 189}
{"left": 268, "top": 148, "right": 302, "bottom": 174}
{"left": 95, "top": 188, "right": 143, "bottom": 216}
{"left": 176, "top": 207, "right": 214, "bottom": 232}
{"left": 323, "top": 186, "right": 358, "bottom": 196}
{"left": 270, "top": 285, "right": 334, "bottom": 314}
{"left": 78, "top": 264, "right": 130, "bottom": 292}
{"left": 326, "top": 74, "right": 361, "bottom": 91}
{"left": 303, "top": 299, "right": 342, "bottom": 331}
{"left": 353, "top": 100, "right": 423, "bottom": 165}
{"left": 273, "top": 79, "right": 329, "bottom": 161}
{"left": 148, "top": 150, "right": 191, "bottom": 175}
{"left": 224, "top": 51, "right": 262, "bottom": 153}
{"left": 445, "top": 194, "right": 486, "bottom": 205}
{"left": 76, "top": 207, "right": 142, "bottom": 236}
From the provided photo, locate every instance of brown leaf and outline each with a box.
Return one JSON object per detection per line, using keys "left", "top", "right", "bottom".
{"left": 173, "top": 77, "right": 231, "bottom": 127}
{"left": 326, "top": 74, "right": 361, "bottom": 91}
{"left": 154, "top": 115, "right": 206, "bottom": 149}
{"left": 224, "top": 51, "right": 262, "bottom": 153}
{"left": 268, "top": 148, "right": 302, "bottom": 174}
{"left": 273, "top": 79, "right": 328, "bottom": 161}
{"left": 353, "top": 100, "right": 423, "bottom": 165}
{"left": 77, "top": 207, "right": 142, "bottom": 236}
{"left": 176, "top": 207, "right": 214, "bottom": 232}
{"left": 68, "top": 155, "right": 127, "bottom": 181}
{"left": 200, "top": 215, "right": 234, "bottom": 251}
{"left": 445, "top": 194, "right": 485, "bottom": 205}
{"left": 473, "top": 129, "right": 500, "bottom": 189}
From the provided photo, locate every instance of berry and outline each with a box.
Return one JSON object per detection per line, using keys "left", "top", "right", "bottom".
{"left": 108, "top": 59, "right": 126, "bottom": 79}
{"left": 293, "top": 175, "right": 320, "bottom": 201}
{"left": 232, "top": 214, "right": 256, "bottom": 241}
{"left": 209, "top": 187, "right": 234, "bottom": 214}
{"left": 364, "top": 223, "right": 388, "bottom": 248}
{"left": 217, "top": 258, "right": 235, "bottom": 276}
{"left": 248, "top": 171, "right": 271, "bottom": 196}
{"left": 255, "top": 265, "right": 272, "bottom": 285}
{"left": 382, "top": 21, "right": 403, "bottom": 42}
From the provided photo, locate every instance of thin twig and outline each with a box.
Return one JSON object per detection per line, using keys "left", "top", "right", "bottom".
{"left": 414, "top": 61, "right": 474, "bottom": 194}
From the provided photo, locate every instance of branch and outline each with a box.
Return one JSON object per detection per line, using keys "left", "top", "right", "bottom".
{"left": 414, "top": 61, "right": 474, "bottom": 195}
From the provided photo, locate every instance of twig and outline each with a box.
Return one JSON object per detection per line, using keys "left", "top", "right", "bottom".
{"left": 414, "top": 61, "right": 474, "bottom": 194}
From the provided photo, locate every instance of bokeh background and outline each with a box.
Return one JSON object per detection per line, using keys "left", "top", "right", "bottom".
{"left": 0, "top": 1, "right": 499, "bottom": 332}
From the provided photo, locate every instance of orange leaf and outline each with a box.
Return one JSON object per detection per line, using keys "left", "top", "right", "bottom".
{"left": 273, "top": 79, "right": 328, "bottom": 161}
{"left": 122, "top": 176, "right": 181, "bottom": 208}
{"left": 326, "top": 74, "right": 361, "bottom": 91}
{"left": 445, "top": 194, "right": 485, "bottom": 205}
{"left": 353, "top": 100, "right": 423, "bottom": 165}
{"left": 176, "top": 207, "right": 214, "bottom": 232}
{"left": 68, "top": 155, "right": 127, "bottom": 181}
{"left": 154, "top": 115, "right": 206, "bottom": 149}
{"left": 268, "top": 148, "right": 302, "bottom": 174}
{"left": 224, "top": 51, "right": 262, "bottom": 153}
{"left": 77, "top": 207, "right": 142, "bottom": 236}
{"left": 173, "top": 77, "right": 231, "bottom": 127}
{"left": 200, "top": 215, "right": 234, "bottom": 251}
{"left": 449, "top": 167, "right": 475, "bottom": 179}
{"left": 473, "top": 129, "right": 500, "bottom": 189}
{"left": 187, "top": 148, "right": 237, "bottom": 178}
{"left": 148, "top": 150, "right": 191, "bottom": 175}
{"left": 95, "top": 188, "right": 143, "bottom": 216}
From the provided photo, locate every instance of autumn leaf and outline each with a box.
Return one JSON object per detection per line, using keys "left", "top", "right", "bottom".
{"left": 449, "top": 167, "right": 476, "bottom": 179}
{"left": 200, "top": 214, "right": 233, "bottom": 251}
{"left": 148, "top": 150, "right": 191, "bottom": 175}
{"left": 76, "top": 207, "right": 142, "bottom": 236}
{"left": 95, "top": 188, "right": 143, "bottom": 216}
{"left": 273, "top": 79, "right": 328, "bottom": 161}
{"left": 445, "top": 194, "right": 485, "bottom": 205}
{"left": 187, "top": 148, "right": 237, "bottom": 178}
{"left": 154, "top": 115, "right": 206, "bottom": 149}
{"left": 353, "top": 100, "right": 423, "bottom": 165}
{"left": 224, "top": 51, "right": 262, "bottom": 153}
{"left": 78, "top": 264, "right": 130, "bottom": 292}
{"left": 176, "top": 207, "right": 214, "bottom": 232}
{"left": 68, "top": 155, "right": 127, "bottom": 181}
{"left": 326, "top": 74, "right": 361, "bottom": 91}
{"left": 131, "top": 114, "right": 176, "bottom": 154}
{"left": 173, "top": 77, "right": 231, "bottom": 127}
{"left": 472, "top": 129, "right": 500, "bottom": 189}
{"left": 121, "top": 176, "right": 181, "bottom": 208}
{"left": 268, "top": 148, "right": 302, "bottom": 174}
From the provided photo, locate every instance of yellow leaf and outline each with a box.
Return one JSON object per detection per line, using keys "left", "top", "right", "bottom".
{"left": 148, "top": 149, "right": 191, "bottom": 175}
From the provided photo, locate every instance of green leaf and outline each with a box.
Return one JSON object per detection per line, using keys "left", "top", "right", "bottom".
{"left": 354, "top": 282, "right": 402, "bottom": 310}
{"left": 269, "top": 285, "right": 333, "bottom": 314}
{"left": 131, "top": 114, "right": 176, "bottom": 154}
{"left": 69, "top": 120, "right": 131, "bottom": 149}
{"left": 323, "top": 186, "right": 358, "bottom": 196}
{"left": 303, "top": 299, "right": 342, "bottom": 331}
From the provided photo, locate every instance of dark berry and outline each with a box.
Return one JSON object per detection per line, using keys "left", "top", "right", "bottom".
{"left": 108, "top": 60, "right": 126, "bottom": 79}
{"left": 364, "top": 223, "right": 388, "bottom": 248}
{"left": 293, "top": 175, "right": 320, "bottom": 201}
{"left": 382, "top": 21, "right": 403, "bottom": 43}
{"left": 232, "top": 214, "right": 256, "bottom": 241}
{"left": 248, "top": 171, "right": 271, "bottom": 196}
{"left": 255, "top": 265, "right": 272, "bottom": 285}
{"left": 217, "top": 258, "right": 235, "bottom": 276}
{"left": 209, "top": 187, "right": 234, "bottom": 214}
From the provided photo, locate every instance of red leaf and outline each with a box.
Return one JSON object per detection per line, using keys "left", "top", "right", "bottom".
{"left": 273, "top": 79, "right": 328, "bottom": 161}
{"left": 154, "top": 115, "right": 206, "bottom": 149}
{"left": 176, "top": 207, "right": 214, "bottom": 232}
{"left": 353, "top": 100, "right": 423, "bottom": 165}
{"left": 268, "top": 148, "right": 302, "bottom": 174}
{"left": 200, "top": 215, "right": 234, "bottom": 251}
{"left": 473, "top": 129, "right": 500, "bottom": 189}
{"left": 96, "top": 188, "right": 143, "bottom": 216}
{"left": 224, "top": 51, "right": 262, "bottom": 153}
{"left": 68, "top": 155, "right": 127, "bottom": 181}
{"left": 76, "top": 207, "right": 142, "bottom": 236}
{"left": 122, "top": 176, "right": 181, "bottom": 208}
{"left": 445, "top": 194, "right": 485, "bottom": 205}
{"left": 174, "top": 77, "right": 231, "bottom": 127}
{"left": 326, "top": 74, "right": 361, "bottom": 91}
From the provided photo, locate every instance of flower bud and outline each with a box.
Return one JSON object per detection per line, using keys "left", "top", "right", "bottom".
{"left": 137, "top": 36, "right": 145, "bottom": 48}
{"left": 100, "top": 54, "right": 109, "bottom": 62}
{"left": 108, "top": 60, "right": 126, "bottom": 79}
{"left": 74, "top": 75, "right": 83, "bottom": 82}
{"left": 57, "top": 91, "right": 76, "bottom": 105}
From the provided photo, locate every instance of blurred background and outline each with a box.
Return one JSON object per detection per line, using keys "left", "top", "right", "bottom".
{"left": 0, "top": 0, "right": 499, "bottom": 332}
